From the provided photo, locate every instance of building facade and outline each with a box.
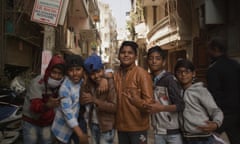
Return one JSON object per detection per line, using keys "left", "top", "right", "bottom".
{"left": 0, "top": 0, "right": 102, "bottom": 86}
{"left": 130, "top": 0, "right": 240, "bottom": 82}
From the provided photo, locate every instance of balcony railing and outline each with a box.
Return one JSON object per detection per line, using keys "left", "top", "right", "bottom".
{"left": 147, "top": 16, "right": 178, "bottom": 42}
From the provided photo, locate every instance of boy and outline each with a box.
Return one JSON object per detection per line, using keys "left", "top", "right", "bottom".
{"left": 114, "top": 41, "right": 153, "bottom": 144}
{"left": 174, "top": 59, "right": 223, "bottom": 144}
{"left": 22, "top": 54, "right": 65, "bottom": 144}
{"left": 144, "top": 46, "right": 185, "bottom": 144}
{"left": 80, "top": 54, "right": 117, "bottom": 144}
{"left": 51, "top": 54, "right": 88, "bottom": 144}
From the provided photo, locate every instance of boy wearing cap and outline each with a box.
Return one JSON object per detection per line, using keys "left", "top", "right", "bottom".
{"left": 51, "top": 54, "right": 88, "bottom": 144}
{"left": 80, "top": 54, "right": 117, "bottom": 144}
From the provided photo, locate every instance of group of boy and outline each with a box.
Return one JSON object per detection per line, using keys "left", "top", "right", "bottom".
{"left": 21, "top": 39, "right": 239, "bottom": 144}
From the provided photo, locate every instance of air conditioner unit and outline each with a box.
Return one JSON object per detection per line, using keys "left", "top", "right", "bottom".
{"left": 205, "top": 0, "right": 226, "bottom": 24}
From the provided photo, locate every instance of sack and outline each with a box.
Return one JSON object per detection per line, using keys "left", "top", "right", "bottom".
{"left": 212, "top": 134, "right": 228, "bottom": 144}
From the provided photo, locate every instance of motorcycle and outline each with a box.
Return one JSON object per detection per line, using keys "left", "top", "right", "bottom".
{"left": 0, "top": 76, "right": 26, "bottom": 144}
{"left": 0, "top": 102, "right": 22, "bottom": 144}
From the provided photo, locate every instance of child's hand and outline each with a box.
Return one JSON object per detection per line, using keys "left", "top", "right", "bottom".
{"left": 125, "top": 88, "right": 141, "bottom": 104}
{"left": 45, "top": 96, "right": 62, "bottom": 108}
{"left": 197, "top": 121, "right": 218, "bottom": 133}
{"left": 78, "top": 134, "right": 89, "bottom": 144}
{"left": 129, "top": 88, "right": 141, "bottom": 97}
{"left": 97, "top": 78, "right": 108, "bottom": 94}
{"left": 143, "top": 101, "right": 164, "bottom": 113}
{"left": 80, "top": 92, "right": 95, "bottom": 104}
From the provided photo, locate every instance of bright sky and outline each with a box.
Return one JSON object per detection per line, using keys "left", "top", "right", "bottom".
{"left": 101, "top": 0, "right": 131, "bottom": 29}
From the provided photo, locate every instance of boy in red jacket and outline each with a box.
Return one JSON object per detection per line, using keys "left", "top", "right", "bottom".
{"left": 22, "top": 55, "right": 65, "bottom": 144}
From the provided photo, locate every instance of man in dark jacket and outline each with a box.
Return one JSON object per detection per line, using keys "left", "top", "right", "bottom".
{"left": 207, "top": 37, "right": 240, "bottom": 144}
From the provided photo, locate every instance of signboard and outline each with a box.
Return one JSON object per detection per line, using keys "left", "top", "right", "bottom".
{"left": 31, "top": 0, "right": 63, "bottom": 26}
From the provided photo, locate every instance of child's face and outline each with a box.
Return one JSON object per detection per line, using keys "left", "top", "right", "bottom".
{"left": 147, "top": 51, "right": 166, "bottom": 73}
{"left": 89, "top": 69, "right": 104, "bottom": 85}
{"left": 176, "top": 67, "right": 195, "bottom": 88}
{"left": 118, "top": 46, "right": 137, "bottom": 67}
{"left": 50, "top": 67, "right": 64, "bottom": 81}
{"left": 67, "top": 66, "right": 84, "bottom": 84}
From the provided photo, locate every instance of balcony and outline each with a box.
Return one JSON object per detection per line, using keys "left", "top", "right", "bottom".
{"left": 147, "top": 12, "right": 191, "bottom": 50}
{"left": 89, "top": 0, "right": 100, "bottom": 22}
{"left": 135, "top": 22, "right": 147, "bottom": 38}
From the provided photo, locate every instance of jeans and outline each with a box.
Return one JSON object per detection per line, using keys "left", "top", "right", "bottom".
{"left": 118, "top": 130, "right": 148, "bottom": 144}
{"left": 23, "top": 121, "right": 53, "bottom": 144}
{"left": 154, "top": 133, "right": 183, "bottom": 144}
{"left": 90, "top": 123, "right": 115, "bottom": 144}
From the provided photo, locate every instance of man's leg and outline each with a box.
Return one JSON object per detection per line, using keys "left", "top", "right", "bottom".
{"left": 118, "top": 131, "right": 130, "bottom": 144}
{"left": 129, "top": 131, "right": 148, "bottom": 144}
{"left": 100, "top": 129, "right": 115, "bottom": 144}
{"left": 223, "top": 115, "right": 240, "bottom": 144}
{"left": 90, "top": 123, "right": 100, "bottom": 144}
{"left": 22, "top": 121, "right": 38, "bottom": 144}
{"left": 40, "top": 125, "right": 53, "bottom": 144}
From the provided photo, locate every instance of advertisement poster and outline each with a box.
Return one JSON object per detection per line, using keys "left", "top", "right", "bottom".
{"left": 31, "top": 0, "right": 63, "bottom": 26}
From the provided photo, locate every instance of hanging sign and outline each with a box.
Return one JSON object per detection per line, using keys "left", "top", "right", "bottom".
{"left": 31, "top": 0, "right": 63, "bottom": 26}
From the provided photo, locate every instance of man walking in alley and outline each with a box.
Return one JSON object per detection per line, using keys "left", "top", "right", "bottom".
{"left": 207, "top": 37, "right": 240, "bottom": 144}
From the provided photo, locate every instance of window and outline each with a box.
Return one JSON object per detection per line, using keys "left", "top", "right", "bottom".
{"left": 153, "top": 6, "right": 157, "bottom": 25}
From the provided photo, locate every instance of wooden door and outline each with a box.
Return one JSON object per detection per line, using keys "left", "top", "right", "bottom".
{"left": 168, "top": 50, "right": 186, "bottom": 72}
{"left": 193, "top": 37, "right": 209, "bottom": 84}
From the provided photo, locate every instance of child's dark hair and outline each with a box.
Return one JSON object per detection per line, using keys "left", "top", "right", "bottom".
{"left": 65, "top": 54, "right": 84, "bottom": 69}
{"left": 119, "top": 41, "right": 138, "bottom": 54}
{"left": 147, "top": 46, "right": 167, "bottom": 60}
{"left": 174, "top": 59, "right": 195, "bottom": 74}
{"left": 52, "top": 64, "right": 65, "bottom": 74}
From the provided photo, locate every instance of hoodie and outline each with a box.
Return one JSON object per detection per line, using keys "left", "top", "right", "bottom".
{"left": 22, "top": 55, "right": 65, "bottom": 126}
{"left": 151, "top": 71, "right": 184, "bottom": 134}
{"left": 181, "top": 82, "right": 223, "bottom": 137}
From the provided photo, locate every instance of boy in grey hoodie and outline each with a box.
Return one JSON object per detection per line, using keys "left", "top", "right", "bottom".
{"left": 174, "top": 59, "right": 223, "bottom": 144}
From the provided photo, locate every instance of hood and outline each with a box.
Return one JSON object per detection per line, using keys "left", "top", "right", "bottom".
{"left": 43, "top": 55, "right": 65, "bottom": 83}
{"left": 186, "top": 82, "right": 205, "bottom": 92}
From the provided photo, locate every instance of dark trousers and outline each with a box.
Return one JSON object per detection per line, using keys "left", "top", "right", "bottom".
{"left": 118, "top": 130, "right": 148, "bottom": 144}
{"left": 183, "top": 136, "right": 214, "bottom": 144}
{"left": 217, "top": 114, "right": 240, "bottom": 144}
{"left": 69, "top": 115, "right": 87, "bottom": 144}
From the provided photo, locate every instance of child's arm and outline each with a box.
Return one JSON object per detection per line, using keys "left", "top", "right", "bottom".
{"left": 72, "top": 126, "right": 89, "bottom": 144}
{"left": 94, "top": 78, "right": 117, "bottom": 113}
{"left": 144, "top": 76, "right": 184, "bottom": 113}
{"left": 167, "top": 76, "right": 185, "bottom": 112}
{"left": 144, "top": 101, "right": 177, "bottom": 113}
{"left": 197, "top": 121, "right": 218, "bottom": 133}
{"left": 197, "top": 88, "right": 223, "bottom": 132}
{"left": 97, "top": 78, "right": 108, "bottom": 94}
